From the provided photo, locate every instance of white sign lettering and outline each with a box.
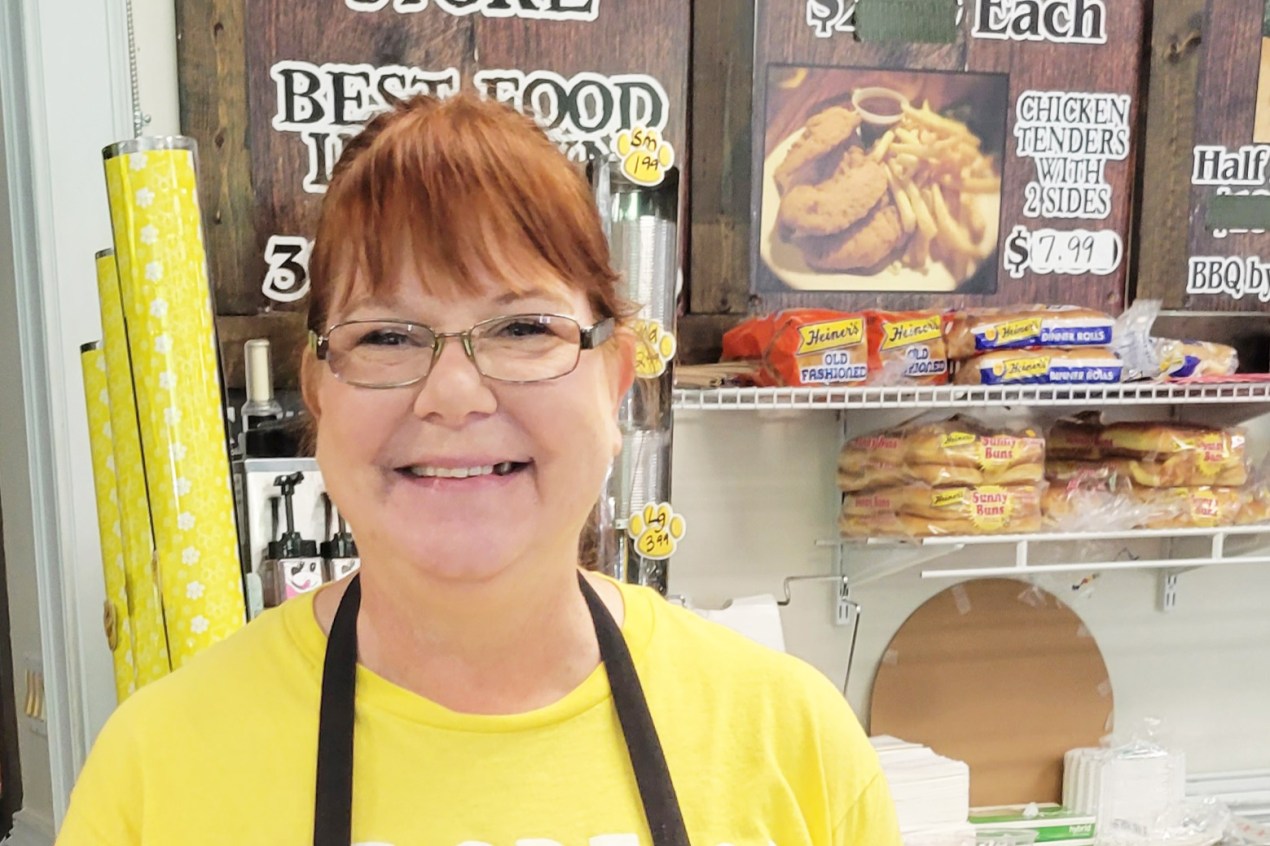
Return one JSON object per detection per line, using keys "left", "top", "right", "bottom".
{"left": 1003, "top": 225, "right": 1123, "bottom": 278}
{"left": 1187, "top": 256, "right": 1270, "bottom": 303}
{"left": 1014, "top": 90, "right": 1130, "bottom": 220}
{"left": 973, "top": 0, "right": 1106, "bottom": 44}
{"left": 345, "top": 0, "right": 600, "bottom": 21}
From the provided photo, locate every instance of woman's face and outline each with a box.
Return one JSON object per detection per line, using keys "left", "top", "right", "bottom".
{"left": 311, "top": 270, "right": 633, "bottom": 585}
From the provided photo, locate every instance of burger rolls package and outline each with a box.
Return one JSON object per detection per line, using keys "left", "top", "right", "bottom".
{"left": 1049, "top": 414, "right": 1247, "bottom": 473}
{"left": 865, "top": 310, "right": 950, "bottom": 386}
{"left": 945, "top": 305, "right": 1115, "bottom": 360}
{"left": 840, "top": 484, "right": 1043, "bottom": 537}
{"left": 722, "top": 309, "right": 867, "bottom": 388}
{"left": 837, "top": 416, "right": 1046, "bottom": 491}
{"left": 954, "top": 348, "right": 1124, "bottom": 386}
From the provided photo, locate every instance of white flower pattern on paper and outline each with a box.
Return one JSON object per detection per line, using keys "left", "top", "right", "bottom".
{"left": 96, "top": 356, "right": 107, "bottom": 372}
{"left": 177, "top": 512, "right": 195, "bottom": 531}
{"left": 171, "top": 442, "right": 187, "bottom": 460}
{"left": 158, "top": 372, "right": 175, "bottom": 390}
{"left": 154, "top": 334, "right": 172, "bottom": 354}
{"left": 99, "top": 388, "right": 110, "bottom": 405}
{"left": 105, "top": 454, "right": 115, "bottom": 472}
{"left": 182, "top": 547, "right": 200, "bottom": 565}
{"left": 136, "top": 188, "right": 155, "bottom": 208}
{"left": 150, "top": 298, "right": 168, "bottom": 318}
{"left": 145, "top": 261, "right": 163, "bottom": 282}
{"left": 177, "top": 478, "right": 193, "bottom": 496}
{"left": 129, "top": 152, "right": 148, "bottom": 171}
{"left": 186, "top": 581, "right": 205, "bottom": 600}
{"left": 190, "top": 616, "right": 209, "bottom": 635}
{"left": 164, "top": 407, "right": 181, "bottom": 426}
{"left": 140, "top": 225, "right": 158, "bottom": 245}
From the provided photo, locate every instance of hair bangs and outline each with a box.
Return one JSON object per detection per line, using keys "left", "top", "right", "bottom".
{"left": 309, "top": 94, "right": 624, "bottom": 332}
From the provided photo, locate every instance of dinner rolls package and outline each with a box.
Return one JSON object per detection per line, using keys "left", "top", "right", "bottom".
{"left": 954, "top": 348, "right": 1125, "bottom": 386}
{"left": 945, "top": 306, "right": 1115, "bottom": 360}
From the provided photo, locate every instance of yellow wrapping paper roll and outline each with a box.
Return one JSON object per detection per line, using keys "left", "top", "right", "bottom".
{"left": 103, "top": 138, "right": 245, "bottom": 667}
{"left": 80, "top": 344, "right": 137, "bottom": 702}
{"left": 95, "top": 249, "right": 172, "bottom": 685}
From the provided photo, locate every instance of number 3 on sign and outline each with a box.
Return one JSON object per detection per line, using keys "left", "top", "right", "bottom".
{"left": 613, "top": 127, "right": 675, "bottom": 187}
{"left": 627, "top": 502, "right": 686, "bottom": 561}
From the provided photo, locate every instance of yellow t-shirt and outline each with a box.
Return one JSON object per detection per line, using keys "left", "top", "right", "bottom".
{"left": 59, "top": 580, "right": 900, "bottom": 845}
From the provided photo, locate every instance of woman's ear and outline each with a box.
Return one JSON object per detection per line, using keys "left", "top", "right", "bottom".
{"left": 300, "top": 348, "right": 323, "bottom": 424}
{"left": 607, "top": 326, "right": 637, "bottom": 413}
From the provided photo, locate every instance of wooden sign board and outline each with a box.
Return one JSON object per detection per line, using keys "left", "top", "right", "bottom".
{"left": 179, "top": 0, "right": 689, "bottom": 325}
{"left": 750, "top": 0, "right": 1146, "bottom": 314}
{"left": 1138, "top": 0, "right": 1270, "bottom": 313}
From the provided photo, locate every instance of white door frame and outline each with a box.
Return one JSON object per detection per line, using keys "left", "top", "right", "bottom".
{"left": 0, "top": 0, "right": 134, "bottom": 830}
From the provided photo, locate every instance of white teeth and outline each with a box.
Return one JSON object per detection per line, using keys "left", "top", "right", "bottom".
{"left": 407, "top": 464, "right": 496, "bottom": 479}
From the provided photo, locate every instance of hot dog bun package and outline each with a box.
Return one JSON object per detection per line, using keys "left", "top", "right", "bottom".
{"left": 841, "top": 484, "right": 1043, "bottom": 538}
{"left": 838, "top": 415, "right": 1045, "bottom": 491}
{"left": 954, "top": 348, "right": 1125, "bottom": 386}
{"left": 945, "top": 306, "right": 1115, "bottom": 360}
{"left": 722, "top": 309, "right": 867, "bottom": 388}
{"left": 838, "top": 414, "right": 1046, "bottom": 538}
{"left": 1048, "top": 412, "right": 1248, "bottom": 480}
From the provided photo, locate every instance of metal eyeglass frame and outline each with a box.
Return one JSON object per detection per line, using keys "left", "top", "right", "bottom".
{"left": 308, "top": 313, "right": 617, "bottom": 388}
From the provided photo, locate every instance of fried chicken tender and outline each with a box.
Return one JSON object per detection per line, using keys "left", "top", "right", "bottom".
{"left": 797, "top": 204, "right": 905, "bottom": 271}
{"left": 777, "top": 149, "right": 889, "bottom": 237}
{"left": 773, "top": 105, "right": 863, "bottom": 194}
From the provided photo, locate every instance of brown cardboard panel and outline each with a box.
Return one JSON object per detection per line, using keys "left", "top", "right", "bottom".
{"left": 752, "top": 1, "right": 1145, "bottom": 314}
{"left": 182, "top": 0, "right": 690, "bottom": 317}
{"left": 870, "top": 578, "right": 1113, "bottom": 807}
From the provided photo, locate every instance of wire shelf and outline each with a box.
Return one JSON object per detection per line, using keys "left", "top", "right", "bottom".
{"left": 673, "top": 382, "right": 1270, "bottom": 412}
{"left": 825, "top": 524, "right": 1270, "bottom": 607}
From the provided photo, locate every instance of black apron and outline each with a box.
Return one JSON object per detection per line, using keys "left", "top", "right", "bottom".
{"left": 313, "top": 573, "right": 691, "bottom": 846}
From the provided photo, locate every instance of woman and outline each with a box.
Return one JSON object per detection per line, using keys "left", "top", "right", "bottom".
{"left": 59, "top": 93, "right": 901, "bottom": 845}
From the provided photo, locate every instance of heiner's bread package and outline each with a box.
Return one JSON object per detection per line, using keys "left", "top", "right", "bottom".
{"left": 1042, "top": 412, "right": 1265, "bottom": 531}
{"left": 841, "top": 484, "right": 1044, "bottom": 538}
{"left": 1048, "top": 413, "right": 1248, "bottom": 483}
{"left": 954, "top": 348, "right": 1124, "bottom": 386}
{"left": 945, "top": 306, "right": 1116, "bottom": 360}
{"left": 838, "top": 415, "right": 1046, "bottom": 492}
{"left": 722, "top": 309, "right": 868, "bottom": 388}
{"left": 838, "top": 414, "right": 1046, "bottom": 538}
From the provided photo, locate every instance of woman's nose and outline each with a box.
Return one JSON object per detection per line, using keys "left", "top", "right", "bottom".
{"left": 410, "top": 336, "right": 497, "bottom": 423}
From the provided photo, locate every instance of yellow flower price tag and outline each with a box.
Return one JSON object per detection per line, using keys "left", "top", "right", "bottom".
{"left": 626, "top": 502, "right": 687, "bottom": 561}
{"left": 613, "top": 126, "right": 675, "bottom": 187}
{"left": 633, "top": 318, "right": 677, "bottom": 379}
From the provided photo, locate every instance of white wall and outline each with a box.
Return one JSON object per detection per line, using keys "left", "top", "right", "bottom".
{"left": 669, "top": 409, "right": 1270, "bottom": 775}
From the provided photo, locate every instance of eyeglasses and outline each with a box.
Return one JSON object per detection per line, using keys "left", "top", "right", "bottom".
{"left": 310, "top": 313, "right": 616, "bottom": 388}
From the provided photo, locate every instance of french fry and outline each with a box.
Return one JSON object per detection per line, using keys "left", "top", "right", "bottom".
{"left": 887, "top": 170, "right": 917, "bottom": 234}
{"left": 908, "top": 182, "right": 938, "bottom": 239}
{"left": 869, "top": 129, "right": 896, "bottom": 161}
{"left": 929, "top": 183, "right": 981, "bottom": 259}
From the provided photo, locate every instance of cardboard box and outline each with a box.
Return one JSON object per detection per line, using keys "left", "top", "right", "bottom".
{"left": 751, "top": 0, "right": 1147, "bottom": 313}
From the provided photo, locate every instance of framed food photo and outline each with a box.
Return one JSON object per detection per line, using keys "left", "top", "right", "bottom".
{"left": 758, "top": 65, "right": 1009, "bottom": 297}
{"left": 750, "top": 0, "right": 1148, "bottom": 314}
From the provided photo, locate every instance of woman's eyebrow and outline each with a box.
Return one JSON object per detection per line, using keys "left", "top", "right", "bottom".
{"left": 492, "top": 287, "right": 572, "bottom": 308}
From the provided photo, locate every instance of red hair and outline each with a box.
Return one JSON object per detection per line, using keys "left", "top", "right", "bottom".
{"left": 307, "top": 93, "right": 625, "bottom": 332}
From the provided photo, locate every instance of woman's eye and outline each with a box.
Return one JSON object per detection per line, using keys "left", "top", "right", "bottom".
{"left": 358, "top": 329, "right": 413, "bottom": 347}
{"left": 496, "top": 319, "right": 550, "bottom": 338}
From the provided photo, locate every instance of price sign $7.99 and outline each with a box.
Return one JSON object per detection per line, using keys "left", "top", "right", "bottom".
{"left": 1003, "top": 225, "right": 1123, "bottom": 279}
